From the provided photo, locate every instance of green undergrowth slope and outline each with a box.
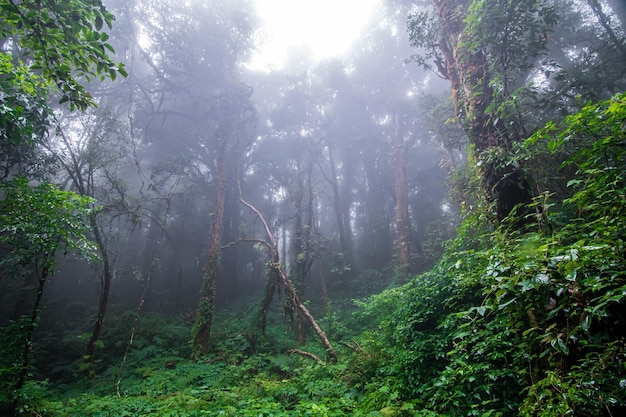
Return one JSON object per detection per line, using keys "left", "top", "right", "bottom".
{"left": 350, "top": 93, "right": 626, "bottom": 416}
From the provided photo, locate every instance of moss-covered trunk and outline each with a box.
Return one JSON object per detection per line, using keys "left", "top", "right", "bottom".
{"left": 435, "top": 0, "right": 534, "bottom": 222}
{"left": 191, "top": 138, "right": 226, "bottom": 359}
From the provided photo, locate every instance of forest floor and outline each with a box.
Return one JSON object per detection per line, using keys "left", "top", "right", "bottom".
{"left": 20, "top": 302, "right": 409, "bottom": 416}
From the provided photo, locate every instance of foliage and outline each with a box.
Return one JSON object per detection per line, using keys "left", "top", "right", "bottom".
{"left": 0, "top": 177, "right": 98, "bottom": 272}
{"left": 349, "top": 93, "right": 626, "bottom": 416}
{"left": 0, "top": 178, "right": 98, "bottom": 412}
{"left": 2, "top": 1, "right": 624, "bottom": 414}
{"left": 0, "top": 52, "right": 51, "bottom": 146}
{"left": 13, "top": 89, "right": 625, "bottom": 417}
{"left": 0, "top": 318, "right": 30, "bottom": 409}
{"left": 0, "top": 0, "right": 127, "bottom": 111}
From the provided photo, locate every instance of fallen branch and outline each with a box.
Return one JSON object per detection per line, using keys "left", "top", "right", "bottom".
{"left": 287, "top": 349, "right": 322, "bottom": 363}
{"left": 339, "top": 340, "right": 362, "bottom": 353}
{"left": 221, "top": 237, "right": 271, "bottom": 250}
{"left": 237, "top": 179, "right": 337, "bottom": 362}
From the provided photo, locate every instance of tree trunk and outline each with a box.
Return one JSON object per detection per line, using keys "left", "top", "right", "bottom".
{"left": 393, "top": 112, "right": 411, "bottom": 273}
{"left": 191, "top": 138, "right": 226, "bottom": 359}
{"left": 361, "top": 144, "right": 392, "bottom": 269}
{"left": 338, "top": 146, "right": 356, "bottom": 268}
{"left": 288, "top": 172, "right": 306, "bottom": 341}
{"left": 220, "top": 184, "right": 241, "bottom": 300}
{"left": 588, "top": 0, "right": 626, "bottom": 59}
{"left": 435, "top": 0, "right": 534, "bottom": 223}
{"left": 270, "top": 256, "right": 337, "bottom": 362}
{"left": 327, "top": 145, "right": 355, "bottom": 274}
{"left": 83, "top": 213, "right": 113, "bottom": 371}
{"left": 12, "top": 257, "right": 51, "bottom": 413}
{"left": 248, "top": 263, "right": 278, "bottom": 350}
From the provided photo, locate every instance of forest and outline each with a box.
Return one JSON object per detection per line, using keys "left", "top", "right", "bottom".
{"left": 0, "top": 0, "right": 625, "bottom": 415}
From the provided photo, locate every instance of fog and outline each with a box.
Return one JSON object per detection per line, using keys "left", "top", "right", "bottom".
{"left": 1, "top": 0, "right": 625, "bottom": 413}
{"left": 2, "top": 1, "right": 459, "bottom": 322}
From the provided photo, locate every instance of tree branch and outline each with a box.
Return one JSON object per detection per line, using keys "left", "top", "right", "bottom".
{"left": 287, "top": 348, "right": 322, "bottom": 363}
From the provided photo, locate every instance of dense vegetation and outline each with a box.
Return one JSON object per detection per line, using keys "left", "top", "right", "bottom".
{"left": 1, "top": 0, "right": 625, "bottom": 415}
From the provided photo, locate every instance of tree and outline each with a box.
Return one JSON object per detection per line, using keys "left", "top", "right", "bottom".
{"left": 0, "top": 0, "right": 127, "bottom": 393}
{"left": 191, "top": 130, "right": 226, "bottom": 359}
{"left": 108, "top": 0, "right": 256, "bottom": 357}
{"left": 45, "top": 106, "right": 132, "bottom": 372}
{"left": 1, "top": 0, "right": 127, "bottom": 177}
{"left": 0, "top": 178, "right": 96, "bottom": 412}
{"left": 408, "top": 0, "right": 626, "bottom": 224}
{"left": 238, "top": 186, "right": 338, "bottom": 362}
{"left": 392, "top": 111, "right": 412, "bottom": 273}
{"left": 0, "top": 53, "right": 50, "bottom": 150}
{"left": 408, "top": 0, "right": 556, "bottom": 222}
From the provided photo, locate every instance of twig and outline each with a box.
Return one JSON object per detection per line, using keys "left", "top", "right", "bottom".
{"left": 114, "top": 274, "right": 149, "bottom": 398}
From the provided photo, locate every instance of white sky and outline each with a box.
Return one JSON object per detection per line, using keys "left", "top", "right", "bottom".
{"left": 246, "top": 0, "right": 380, "bottom": 71}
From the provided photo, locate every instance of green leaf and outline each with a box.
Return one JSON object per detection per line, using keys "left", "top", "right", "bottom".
{"left": 551, "top": 337, "right": 569, "bottom": 355}
{"left": 566, "top": 179, "right": 583, "bottom": 188}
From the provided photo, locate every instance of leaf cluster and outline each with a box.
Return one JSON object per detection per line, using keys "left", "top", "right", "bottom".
{"left": 0, "top": 177, "right": 98, "bottom": 273}
{"left": 0, "top": 0, "right": 127, "bottom": 111}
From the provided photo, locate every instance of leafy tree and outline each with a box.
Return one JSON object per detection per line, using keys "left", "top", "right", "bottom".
{"left": 408, "top": 0, "right": 625, "bottom": 226}
{"left": 0, "top": 0, "right": 127, "bottom": 398}
{"left": 44, "top": 106, "right": 133, "bottom": 372}
{"left": 408, "top": 0, "right": 558, "bottom": 223}
{"left": 0, "top": 53, "right": 50, "bottom": 147}
{"left": 0, "top": 178, "right": 96, "bottom": 413}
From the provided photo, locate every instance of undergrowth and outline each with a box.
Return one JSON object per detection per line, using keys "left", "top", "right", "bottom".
{"left": 4, "top": 94, "right": 626, "bottom": 416}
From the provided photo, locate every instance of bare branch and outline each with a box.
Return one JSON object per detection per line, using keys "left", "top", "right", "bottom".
{"left": 287, "top": 348, "right": 322, "bottom": 363}
{"left": 221, "top": 238, "right": 271, "bottom": 250}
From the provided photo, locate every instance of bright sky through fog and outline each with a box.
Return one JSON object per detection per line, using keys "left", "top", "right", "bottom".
{"left": 247, "top": 0, "right": 380, "bottom": 71}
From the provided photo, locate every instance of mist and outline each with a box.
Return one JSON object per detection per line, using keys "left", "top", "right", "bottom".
{"left": 1, "top": 0, "right": 625, "bottom": 415}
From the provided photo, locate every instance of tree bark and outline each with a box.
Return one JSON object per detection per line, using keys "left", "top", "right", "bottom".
{"left": 248, "top": 262, "right": 278, "bottom": 350}
{"left": 191, "top": 137, "right": 226, "bottom": 359}
{"left": 220, "top": 184, "right": 241, "bottom": 300}
{"left": 588, "top": 0, "right": 626, "bottom": 59}
{"left": 361, "top": 145, "right": 392, "bottom": 269}
{"left": 338, "top": 146, "right": 356, "bottom": 268}
{"left": 327, "top": 145, "right": 355, "bottom": 273}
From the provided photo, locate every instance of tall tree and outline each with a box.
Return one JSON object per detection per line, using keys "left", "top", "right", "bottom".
{"left": 45, "top": 107, "right": 131, "bottom": 372}
{"left": 191, "top": 132, "right": 226, "bottom": 358}
{"left": 0, "top": 0, "right": 125, "bottom": 408}
{"left": 109, "top": 0, "right": 256, "bottom": 356}
{"left": 408, "top": 0, "right": 626, "bottom": 223}
{"left": 190, "top": 85, "right": 257, "bottom": 357}
{"left": 392, "top": 111, "right": 412, "bottom": 273}
{"left": 409, "top": 0, "right": 557, "bottom": 221}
